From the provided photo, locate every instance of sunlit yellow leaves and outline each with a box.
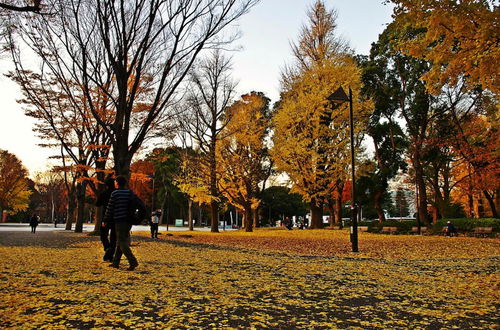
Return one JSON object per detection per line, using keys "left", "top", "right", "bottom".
{"left": 0, "top": 229, "right": 498, "bottom": 328}
{"left": 273, "top": 59, "right": 372, "bottom": 208}
{"left": 390, "top": 0, "right": 499, "bottom": 94}
{"left": 156, "top": 228, "right": 499, "bottom": 260}
{"left": 0, "top": 149, "right": 31, "bottom": 213}
{"left": 217, "top": 92, "right": 270, "bottom": 227}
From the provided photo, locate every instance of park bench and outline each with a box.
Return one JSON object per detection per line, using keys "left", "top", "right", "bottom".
{"left": 472, "top": 227, "right": 493, "bottom": 237}
{"left": 381, "top": 226, "right": 398, "bottom": 234}
{"left": 358, "top": 226, "right": 369, "bottom": 232}
{"left": 410, "top": 226, "right": 427, "bottom": 234}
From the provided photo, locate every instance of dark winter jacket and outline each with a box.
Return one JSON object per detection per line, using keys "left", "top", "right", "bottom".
{"left": 29, "top": 216, "right": 39, "bottom": 227}
{"left": 104, "top": 188, "right": 133, "bottom": 224}
{"left": 96, "top": 188, "right": 114, "bottom": 222}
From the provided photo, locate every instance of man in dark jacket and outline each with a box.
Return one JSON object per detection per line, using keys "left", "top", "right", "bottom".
{"left": 104, "top": 175, "right": 139, "bottom": 271}
{"left": 29, "top": 214, "right": 39, "bottom": 233}
{"left": 96, "top": 177, "right": 115, "bottom": 261}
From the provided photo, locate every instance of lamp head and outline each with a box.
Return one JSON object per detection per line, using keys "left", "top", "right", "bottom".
{"left": 328, "top": 87, "right": 350, "bottom": 103}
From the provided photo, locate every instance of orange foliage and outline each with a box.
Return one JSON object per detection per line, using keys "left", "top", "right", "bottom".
{"left": 129, "top": 160, "right": 154, "bottom": 205}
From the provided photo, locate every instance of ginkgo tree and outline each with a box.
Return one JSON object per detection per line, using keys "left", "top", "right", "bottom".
{"left": 218, "top": 92, "right": 271, "bottom": 232}
{"left": 0, "top": 149, "right": 31, "bottom": 217}
{"left": 272, "top": 1, "right": 371, "bottom": 229}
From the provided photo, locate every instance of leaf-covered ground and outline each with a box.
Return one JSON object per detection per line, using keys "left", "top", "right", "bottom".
{"left": 0, "top": 228, "right": 498, "bottom": 329}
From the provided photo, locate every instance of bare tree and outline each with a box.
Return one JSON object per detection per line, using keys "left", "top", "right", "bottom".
{"left": 0, "top": 1, "right": 42, "bottom": 13}
{"left": 6, "top": 65, "right": 113, "bottom": 232}
{"left": 10, "top": 0, "right": 259, "bottom": 178}
{"left": 180, "top": 50, "right": 237, "bottom": 233}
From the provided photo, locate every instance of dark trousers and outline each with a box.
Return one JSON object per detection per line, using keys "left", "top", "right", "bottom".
{"left": 101, "top": 223, "right": 116, "bottom": 261}
{"left": 150, "top": 223, "right": 159, "bottom": 238}
{"left": 113, "top": 222, "right": 137, "bottom": 267}
{"left": 100, "top": 224, "right": 111, "bottom": 251}
{"left": 31, "top": 226, "right": 36, "bottom": 233}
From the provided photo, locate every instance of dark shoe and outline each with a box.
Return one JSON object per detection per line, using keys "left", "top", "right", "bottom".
{"left": 127, "top": 263, "right": 138, "bottom": 271}
{"left": 109, "top": 264, "right": 119, "bottom": 269}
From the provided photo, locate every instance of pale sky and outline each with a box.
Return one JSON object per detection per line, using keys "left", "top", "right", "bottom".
{"left": 0, "top": 0, "right": 394, "bottom": 176}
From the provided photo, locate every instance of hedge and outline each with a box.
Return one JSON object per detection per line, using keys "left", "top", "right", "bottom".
{"left": 357, "top": 218, "right": 499, "bottom": 234}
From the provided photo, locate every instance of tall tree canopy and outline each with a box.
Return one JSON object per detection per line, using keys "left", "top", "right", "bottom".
{"left": 218, "top": 92, "right": 271, "bottom": 232}
{"left": 0, "top": 149, "right": 31, "bottom": 215}
{"left": 178, "top": 50, "right": 237, "bottom": 232}
{"left": 9, "top": 0, "right": 259, "bottom": 177}
{"left": 389, "top": 0, "right": 499, "bottom": 94}
{"left": 272, "top": 0, "right": 371, "bottom": 229}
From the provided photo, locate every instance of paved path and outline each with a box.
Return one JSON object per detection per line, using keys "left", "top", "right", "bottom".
{"left": 0, "top": 222, "right": 232, "bottom": 232}
{"left": 0, "top": 223, "right": 231, "bottom": 248}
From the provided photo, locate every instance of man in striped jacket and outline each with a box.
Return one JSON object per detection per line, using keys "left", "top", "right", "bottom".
{"left": 104, "top": 175, "right": 139, "bottom": 271}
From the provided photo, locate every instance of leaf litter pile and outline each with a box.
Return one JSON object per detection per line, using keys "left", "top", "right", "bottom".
{"left": 0, "top": 229, "right": 498, "bottom": 329}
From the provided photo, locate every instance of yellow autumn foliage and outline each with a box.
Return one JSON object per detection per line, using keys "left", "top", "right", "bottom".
{"left": 273, "top": 58, "right": 372, "bottom": 205}
{"left": 0, "top": 229, "right": 498, "bottom": 328}
{"left": 217, "top": 92, "right": 269, "bottom": 224}
{"left": 390, "top": 0, "right": 499, "bottom": 94}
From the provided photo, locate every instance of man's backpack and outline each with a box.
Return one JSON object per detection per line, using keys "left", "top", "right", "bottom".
{"left": 128, "top": 192, "right": 147, "bottom": 225}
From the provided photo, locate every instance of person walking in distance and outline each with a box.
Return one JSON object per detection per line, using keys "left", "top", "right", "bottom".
{"left": 29, "top": 213, "right": 39, "bottom": 233}
{"left": 104, "top": 175, "right": 139, "bottom": 271}
{"left": 96, "top": 177, "right": 116, "bottom": 262}
{"left": 150, "top": 210, "right": 160, "bottom": 239}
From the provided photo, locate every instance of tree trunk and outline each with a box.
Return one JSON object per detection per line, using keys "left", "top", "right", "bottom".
{"left": 309, "top": 198, "right": 323, "bottom": 229}
{"left": 94, "top": 205, "right": 103, "bottom": 233}
{"left": 65, "top": 196, "right": 76, "bottom": 230}
{"left": 92, "top": 169, "right": 108, "bottom": 233}
{"left": 327, "top": 199, "right": 334, "bottom": 227}
{"left": 373, "top": 190, "right": 385, "bottom": 223}
{"left": 496, "top": 188, "right": 500, "bottom": 217}
{"left": 113, "top": 145, "right": 133, "bottom": 178}
{"left": 483, "top": 190, "right": 498, "bottom": 218}
{"left": 75, "top": 181, "right": 86, "bottom": 233}
{"left": 334, "top": 193, "right": 342, "bottom": 225}
{"left": 210, "top": 200, "right": 219, "bottom": 233}
{"left": 468, "top": 193, "right": 475, "bottom": 218}
{"left": 244, "top": 205, "right": 253, "bottom": 232}
{"left": 414, "top": 157, "right": 430, "bottom": 226}
{"left": 159, "top": 190, "right": 168, "bottom": 225}
{"left": 252, "top": 207, "right": 259, "bottom": 229}
{"left": 477, "top": 196, "right": 485, "bottom": 217}
{"left": 188, "top": 198, "right": 193, "bottom": 231}
{"left": 431, "top": 205, "right": 439, "bottom": 224}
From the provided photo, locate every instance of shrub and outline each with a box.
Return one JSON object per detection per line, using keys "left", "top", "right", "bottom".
{"left": 357, "top": 218, "right": 499, "bottom": 234}
{"left": 433, "top": 218, "right": 500, "bottom": 233}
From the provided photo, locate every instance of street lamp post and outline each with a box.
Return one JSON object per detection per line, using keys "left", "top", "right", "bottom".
{"left": 328, "top": 87, "right": 359, "bottom": 253}
{"left": 151, "top": 173, "right": 155, "bottom": 215}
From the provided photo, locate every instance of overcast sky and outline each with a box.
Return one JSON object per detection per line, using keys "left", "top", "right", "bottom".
{"left": 0, "top": 0, "right": 394, "bottom": 176}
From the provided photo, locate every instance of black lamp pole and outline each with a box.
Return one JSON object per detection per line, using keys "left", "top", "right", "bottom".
{"left": 328, "top": 87, "right": 358, "bottom": 252}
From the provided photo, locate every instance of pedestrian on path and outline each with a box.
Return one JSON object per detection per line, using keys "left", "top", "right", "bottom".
{"left": 97, "top": 177, "right": 116, "bottom": 262}
{"left": 150, "top": 210, "right": 160, "bottom": 239}
{"left": 104, "top": 175, "right": 139, "bottom": 271}
{"left": 29, "top": 214, "right": 39, "bottom": 233}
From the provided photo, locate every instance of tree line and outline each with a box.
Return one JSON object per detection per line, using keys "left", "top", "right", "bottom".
{"left": 0, "top": 0, "right": 498, "bottom": 232}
